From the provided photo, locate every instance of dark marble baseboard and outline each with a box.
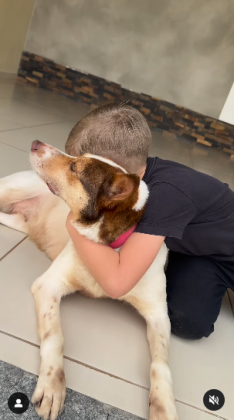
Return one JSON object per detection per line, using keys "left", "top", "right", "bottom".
{"left": 0, "top": 359, "right": 143, "bottom": 420}
{"left": 17, "top": 51, "right": 234, "bottom": 158}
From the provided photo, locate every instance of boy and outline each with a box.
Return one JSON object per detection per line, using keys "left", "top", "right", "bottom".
{"left": 65, "top": 102, "right": 234, "bottom": 340}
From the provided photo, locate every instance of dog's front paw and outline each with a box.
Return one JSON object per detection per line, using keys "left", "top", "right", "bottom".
{"left": 31, "top": 366, "right": 66, "bottom": 420}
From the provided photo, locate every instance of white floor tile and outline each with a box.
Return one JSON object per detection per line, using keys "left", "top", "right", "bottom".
{"left": 149, "top": 144, "right": 194, "bottom": 167}
{"left": 0, "top": 98, "right": 69, "bottom": 127}
{"left": 190, "top": 144, "right": 234, "bottom": 177}
{"left": 0, "top": 116, "right": 24, "bottom": 132}
{"left": 0, "top": 142, "right": 30, "bottom": 177}
{"left": 191, "top": 163, "right": 233, "bottom": 185}
{"left": 0, "top": 81, "right": 17, "bottom": 99}
{"left": 152, "top": 131, "right": 193, "bottom": 153}
{"left": 0, "top": 80, "right": 89, "bottom": 121}
{"left": 22, "top": 92, "right": 89, "bottom": 121}
{"left": 0, "top": 142, "right": 30, "bottom": 260}
{"left": 0, "top": 239, "right": 51, "bottom": 344}
{"left": 0, "top": 225, "right": 25, "bottom": 260}
{"left": 175, "top": 401, "right": 225, "bottom": 420}
{"left": 0, "top": 121, "right": 77, "bottom": 153}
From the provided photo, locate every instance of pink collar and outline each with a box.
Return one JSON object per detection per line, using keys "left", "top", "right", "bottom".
{"left": 109, "top": 225, "right": 137, "bottom": 249}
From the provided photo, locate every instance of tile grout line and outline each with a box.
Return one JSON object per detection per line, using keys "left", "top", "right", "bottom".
{"left": 0, "top": 119, "right": 78, "bottom": 149}
{"left": 0, "top": 140, "right": 29, "bottom": 153}
{"left": 0, "top": 329, "right": 148, "bottom": 391}
{"left": 0, "top": 118, "right": 73, "bottom": 133}
{"left": 0, "top": 93, "right": 87, "bottom": 121}
{"left": 175, "top": 399, "right": 229, "bottom": 420}
{"left": 14, "top": 97, "right": 79, "bottom": 118}
{"left": 0, "top": 97, "right": 68, "bottom": 119}
{"left": 0, "top": 236, "right": 28, "bottom": 262}
{"left": 0, "top": 114, "right": 26, "bottom": 126}
{"left": 64, "top": 355, "right": 149, "bottom": 390}
{"left": 21, "top": 119, "right": 77, "bottom": 128}
{"left": 19, "top": 97, "right": 86, "bottom": 116}
{"left": 0, "top": 126, "right": 27, "bottom": 134}
{"left": 0, "top": 330, "right": 39, "bottom": 349}
{"left": 0, "top": 329, "right": 229, "bottom": 419}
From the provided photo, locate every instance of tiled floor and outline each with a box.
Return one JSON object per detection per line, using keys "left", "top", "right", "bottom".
{"left": 0, "top": 72, "right": 234, "bottom": 420}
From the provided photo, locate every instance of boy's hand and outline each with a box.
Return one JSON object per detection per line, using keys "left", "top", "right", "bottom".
{"left": 66, "top": 211, "right": 74, "bottom": 228}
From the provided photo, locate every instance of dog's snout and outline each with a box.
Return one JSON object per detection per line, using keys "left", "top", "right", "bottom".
{"left": 31, "top": 140, "right": 43, "bottom": 152}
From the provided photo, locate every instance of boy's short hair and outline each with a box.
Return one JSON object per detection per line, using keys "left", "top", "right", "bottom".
{"left": 65, "top": 102, "right": 152, "bottom": 174}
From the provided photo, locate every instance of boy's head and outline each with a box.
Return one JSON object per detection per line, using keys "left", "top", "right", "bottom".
{"left": 65, "top": 102, "right": 152, "bottom": 175}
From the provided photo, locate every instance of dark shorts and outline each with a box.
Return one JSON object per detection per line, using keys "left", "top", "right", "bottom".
{"left": 165, "top": 251, "right": 234, "bottom": 340}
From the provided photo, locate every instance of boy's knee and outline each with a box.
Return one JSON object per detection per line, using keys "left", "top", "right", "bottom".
{"left": 168, "top": 305, "right": 214, "bottom": 340}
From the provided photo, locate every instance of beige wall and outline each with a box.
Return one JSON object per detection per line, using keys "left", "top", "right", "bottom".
{"left": 0, "top": 0, "right": 35, "bottom": 73}
{"left": 25, "top": 0, "right": 234, "bottom": 119}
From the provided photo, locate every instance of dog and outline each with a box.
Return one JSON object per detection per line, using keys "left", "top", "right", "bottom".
{"left": 0, "top": 140, "right": 178, "bottom": 420}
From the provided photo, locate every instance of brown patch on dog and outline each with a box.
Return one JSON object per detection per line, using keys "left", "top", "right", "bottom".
{"left": 149, "top": 396, "right": 166, "bottom": 416}
{"left": 53, "top": 297, "right": 57, "bottom": 303}
{"left": 57, "top": 368, "right": 65, "bottom": 382}
{"left": 51, "top": 368, "right": 65, "bottom": 387}
{"left": 161, "top": 341, "right": 166, "bottom": 349}
{"left": 47, "top": 371, "right": 51, "bottom": 376}
{"left": 43, "top": 329, "right": 52, "bottom": 341}
{"left": 78, "top": 288, "right": 96, "bottom": 299}
{"left": 48, "top": 312, "right": 53, "bottom": 320}
{"left": 50, "top": 306, "right": 53, "bottom": 310}
{"left": 151, "top": 368, "right": 157, "bottom": 380}
{"left": 43, "top": 313, "right": 47, "bottom": 318}
{"left": 50, "top": 366, "right": 53, "bottom": 370}
{"left": 75, "top": 158, "right": 144, "bottom": 244}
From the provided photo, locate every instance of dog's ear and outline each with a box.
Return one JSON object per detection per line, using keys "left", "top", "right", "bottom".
{"left": 103, "top": 173, "right": 140, "bottom": 204}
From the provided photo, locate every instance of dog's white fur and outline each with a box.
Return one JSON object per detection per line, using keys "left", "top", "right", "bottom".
{"left": 0, "top": 151, "right": 178, "bottom": 420}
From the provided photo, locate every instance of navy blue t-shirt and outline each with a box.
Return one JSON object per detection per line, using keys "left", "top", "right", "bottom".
{"left": 135, "top": 157, "right": 234, "bottom": 261}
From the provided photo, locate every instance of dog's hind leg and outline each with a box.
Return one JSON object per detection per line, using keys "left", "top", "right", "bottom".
{"left": 0, "top": 212, "right": 29, "bottom": 234}
{"left": 0, "top": 170, "right": 47, "bottom": 212}
{"left": 30, "top": 241, "right": 79, "bottom": 420}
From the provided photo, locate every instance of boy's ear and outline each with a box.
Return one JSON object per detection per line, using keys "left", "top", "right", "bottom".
{"left": 103, "top": 173, "right": 140, "bottom": 204}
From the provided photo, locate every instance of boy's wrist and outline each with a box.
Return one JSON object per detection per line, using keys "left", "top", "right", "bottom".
{"left": 66, "top": 211, "right": 76, "bottom": 236}
{"left": 66, "top": 211, "right": 73, "bottom": 224}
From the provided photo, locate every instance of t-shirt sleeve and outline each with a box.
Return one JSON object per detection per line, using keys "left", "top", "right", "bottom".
{"left": 134, "top": 182, "right": 198, "bottom": 239}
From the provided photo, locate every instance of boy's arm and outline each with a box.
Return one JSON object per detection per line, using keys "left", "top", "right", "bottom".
{"left": 66, "top": 212, "right": 165, "bottom": 299}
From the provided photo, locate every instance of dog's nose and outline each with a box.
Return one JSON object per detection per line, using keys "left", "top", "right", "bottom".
{"left": 31, "top": 140, "right": 43, "bottom": 152}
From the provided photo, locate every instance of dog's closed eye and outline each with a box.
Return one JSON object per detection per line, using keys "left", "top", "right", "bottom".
{"left": 70, "top": 162, "right": 77, "bottom": 173}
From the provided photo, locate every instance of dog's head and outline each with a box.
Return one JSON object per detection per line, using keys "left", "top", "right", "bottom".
{"left": 30, "top": 140, "right": 149, "bottom": 244}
